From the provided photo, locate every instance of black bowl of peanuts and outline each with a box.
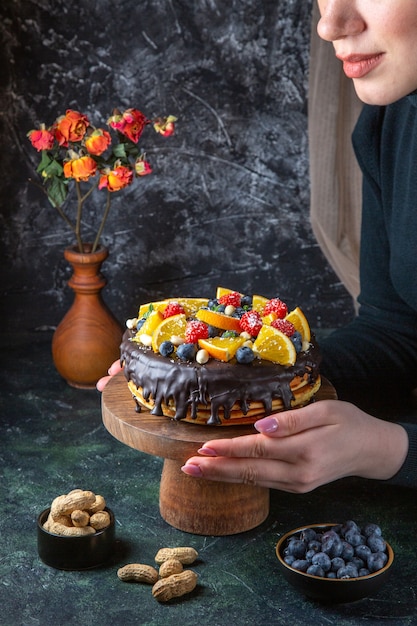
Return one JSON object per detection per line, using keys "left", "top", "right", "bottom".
{"left": 37, "top": 489, "right": 115, "bottom": 570}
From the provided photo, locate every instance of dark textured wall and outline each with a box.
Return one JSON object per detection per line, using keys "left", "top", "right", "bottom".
{"left": 0, "top": 0, "right": 354, "bottom": 333}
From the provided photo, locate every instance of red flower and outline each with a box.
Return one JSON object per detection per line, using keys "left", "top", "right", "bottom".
{"left": 84, "top": 129, "right": 112, "bottom": 156}
{"left": 55, "top": 110, "right": 90, "bottom": 147}
{"left": 153, "top": 115, "right": 176, "bottom": 137}
{"left": 135, "top": 156, "right": 152, "bottom": 176}
{"left": 108, "top": 108, "right": 148, "bottom": 143}
{"left": 27, "top": 127, "right": 55, "bottom": 151}
{"left": 98, "top": 164, "right": 133, "bottom": 191}
{"left": 63, "top": 155, "right": 97, "bottom": 181}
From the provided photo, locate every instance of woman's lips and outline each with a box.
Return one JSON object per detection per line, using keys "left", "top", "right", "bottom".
{"left": 337, "top": 53, "right": 384, "bottom": 79}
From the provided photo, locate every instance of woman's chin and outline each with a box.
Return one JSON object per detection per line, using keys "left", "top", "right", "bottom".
{"left": 352, "top": 80, "right": 417, "bottom": 106}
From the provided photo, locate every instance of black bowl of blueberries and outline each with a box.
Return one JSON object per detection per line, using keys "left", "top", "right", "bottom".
{"left": 276, "top": 520, "right": 394, "bottom": 603}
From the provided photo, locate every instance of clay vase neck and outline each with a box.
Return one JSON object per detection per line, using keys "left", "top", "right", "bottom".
{"left": 52, "top": 244, "right": 123, "bottom": 389}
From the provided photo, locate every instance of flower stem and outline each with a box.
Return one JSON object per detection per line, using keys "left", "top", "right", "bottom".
{"left": 92, "top": 190, "right": 111, "bottom": 253}
{"left": 75, "top": 181, "right": 84, "bottom": 252}
{"left": 28, "top": 178, "right": 76, "bottom": 234}
{"left": 74, "top": 180, "right": 100, "bottom": 253}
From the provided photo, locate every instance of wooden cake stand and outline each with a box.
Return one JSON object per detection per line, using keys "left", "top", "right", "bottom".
{"left": 101, "top": 373, "right": 336, "bottom": 536}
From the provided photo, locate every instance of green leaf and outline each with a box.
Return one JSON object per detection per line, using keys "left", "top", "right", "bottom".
{"left": 112, "top": 143, "right": 128, "bottom": 159}
{"left": 44, "top": 159, "right": 64, "bottom": 177}
{"left": 46, "top": 177, "right": 68, "bottom": 208}
{"left": 143, "top": 303, "right": 154, "bottom": 319}
{"left": 36, "top": 151, "right": 52, "bottom": 173}
{"left": 112, "top": 141, "right": 139, "bottom": 162}
{"left": 125, "top": 142, "right": 139, "bottom": 158}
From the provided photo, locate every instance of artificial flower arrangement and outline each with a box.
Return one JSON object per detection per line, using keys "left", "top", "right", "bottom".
{"left": 28, "top": 107, "right": 177, "bottom": 253}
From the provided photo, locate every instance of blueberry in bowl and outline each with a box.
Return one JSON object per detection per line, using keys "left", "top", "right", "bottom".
{"left": 275, "top": 521, "right": 394, "bottom": 603}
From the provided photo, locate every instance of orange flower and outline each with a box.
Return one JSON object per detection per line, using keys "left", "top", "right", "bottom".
{"left": 55, "top": 109, "right": 90, "bottom": 147}
{"left": 84, "top": 129, "right": 112, "bottom": 156}
{"left": 108, "top": 108, "right": 148, "bottom": 143}
{"left": 135, "top": 157, "right": 152, "bottom": 176}
{"left": 63, "top": 155, "right": 97, "bottom": 181}
{"left": 98, "top": 164, "right": 133, "bottom": 191}
{"left": 27, "top": 127, "right": 55, "bottom": 151}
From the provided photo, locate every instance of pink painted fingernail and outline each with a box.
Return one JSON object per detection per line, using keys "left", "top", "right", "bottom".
{"left": 255, "top": 416, "right": 279, "bottom": 434}
{"left": 197, "top": 446, "right": 217, "bottom": 456}
{"left": 181, "top": 463, "right": 203, "bottom": 477}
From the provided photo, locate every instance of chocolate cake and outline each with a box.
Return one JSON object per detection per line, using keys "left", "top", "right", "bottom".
{"left": 120, "top": 288, "right": 321, "bottom": 426}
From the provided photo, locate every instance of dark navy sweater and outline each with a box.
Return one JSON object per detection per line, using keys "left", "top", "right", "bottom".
{"left": 320, "top": 93, "right": 417, "bottom": 488}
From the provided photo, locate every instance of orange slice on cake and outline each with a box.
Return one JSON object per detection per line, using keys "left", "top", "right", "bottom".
{"left": 215, "top": 286, "right": 244, "bottom": 300}
{"left": 252, "top": 294, "right": 269, "bottom": 314}
{"left": 172, "top": 298, "right": 209, "bottom": 316}
{"left": 195, "top": 308, "right": 242, "bottom": 333}
{"left": 138, "top": 300, "right": 169, "bottom": 318}
{"left": 151, "top": 314, "right": 187, "bottom": 353}
{"left": 139, "top": 297, "right": 209, "bottom": 319}
{"left": 252, "top": 325, "right": 296, "bottom": 366}
{"left": 198, "top": 336, "right": 245, "bottom": 362}
{"left": 135, "top": 309, "right": 164, "bottom": 337}
{"left": 285, "top": 307, "right": 311, "bottom": 343}
{"left": 261, "top": 312, "right": 278, "bottom": 326}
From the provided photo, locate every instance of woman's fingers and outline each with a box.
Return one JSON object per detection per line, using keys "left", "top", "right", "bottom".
{"left": 96, "top": 360, "right": 123, "bottom": 391}
{"left": 194, "top": 401, "right": 339, "bottom": 459}
{"left": 108, "top": 360, "right": 123, "bottom": 375}
{"left": 181, "top": 455, "right": 299, "bottom": 491}
{"left": 96, "top": 375, "right": 112, "bottom": 392}
{"left": 181, "top": 400, "right": 410, "bottom": 491}
{"left": 254, "top": 400, "right": 340, "bottom": 438}
{"left": 181, "top": 401, "right": 354, "bottom": 491}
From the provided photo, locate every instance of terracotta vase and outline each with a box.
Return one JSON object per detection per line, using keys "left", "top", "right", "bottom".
{"left": 52, "top": 244, "right": 123, "bottom": 389}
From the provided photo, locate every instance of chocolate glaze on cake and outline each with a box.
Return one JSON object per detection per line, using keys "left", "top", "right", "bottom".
{"left": 121, "top": 329, "right": 321, "bottom": 425}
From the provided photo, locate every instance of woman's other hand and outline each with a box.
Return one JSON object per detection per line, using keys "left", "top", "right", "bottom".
{"left": 96, "top": 360, "right": 123, "bottom": 391}
{"left": 181, "top": 400, "right": 409, "bottom": 493}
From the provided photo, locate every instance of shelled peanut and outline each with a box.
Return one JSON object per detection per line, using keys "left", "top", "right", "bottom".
{"left": 43, "top": 489, "right": 110, "bottom": 536}
{"left": 117, "top": 563, "right": 159, "bottom": 584}
{"left": 152, "top": 570, "right": 198, "bottom": 602}
{"left": 155, "top": 547, "right": 198, "bottom": 565}
{"left": 159, "top": 558, "right": 183, "bottom": 578}
{"left": 117, "top": 546, "right": 199, "bottom": 602}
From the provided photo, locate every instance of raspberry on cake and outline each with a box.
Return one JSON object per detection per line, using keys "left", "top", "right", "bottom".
{"left": 120, "top": 287, "right": 321, "bottom": 426}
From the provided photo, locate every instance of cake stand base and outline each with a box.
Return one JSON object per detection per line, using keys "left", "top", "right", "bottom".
{"left": 101, "top": 373, "right": 336, "bottom": 536}
{"left": 159, "top": 458, "right": 269, "bottom": 535}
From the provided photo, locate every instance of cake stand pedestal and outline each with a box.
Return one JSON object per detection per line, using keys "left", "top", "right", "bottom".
{"left": 101, "top": 373, "right": 336, "bottom": 536}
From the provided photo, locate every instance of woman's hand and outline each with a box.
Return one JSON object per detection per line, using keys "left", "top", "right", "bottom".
{"left": 181, "top": 400, "right": 409, "bottom": 493}
{"left": 96, "top": 360, "right": 123, "bottom": 391}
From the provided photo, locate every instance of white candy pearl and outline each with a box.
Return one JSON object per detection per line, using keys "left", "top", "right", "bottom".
{"left": 170, "top": 335, "right": 185, "bottom": 346}
{"left": 139, "top": 333, "right": 153, "bottom": 346}
{"left": 126, "top": 317, "right": 138, "bottom": 329}
{"left": 196, "top": 349, "right": 209, "bottom": 364}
